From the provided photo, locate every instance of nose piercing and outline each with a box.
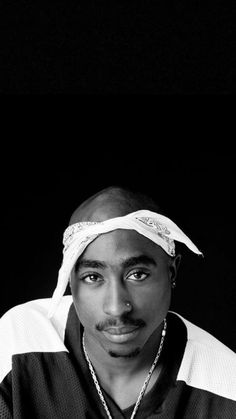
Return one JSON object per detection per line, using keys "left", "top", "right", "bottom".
{"left": 125, "top": 302, "right": 132, "bottom": 308}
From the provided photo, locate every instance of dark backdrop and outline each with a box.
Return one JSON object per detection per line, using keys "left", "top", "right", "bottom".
{"left": 1, "top": 0, "right": 236, "bottom": 94}
{"left": 1, "top": 151, "right": 235, "bottom": 352}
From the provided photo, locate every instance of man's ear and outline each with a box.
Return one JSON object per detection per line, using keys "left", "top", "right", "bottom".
{"left": 169, "top": 254, "right": 182, "bottom": 281}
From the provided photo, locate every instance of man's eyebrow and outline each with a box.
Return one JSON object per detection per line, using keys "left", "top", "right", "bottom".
{"left": 121, "top": 255, "right": 157, "bottom": 269}
{"left": 75, "top": 255, "right": 157, "bottom": 272}
{"left": 75, "top": 259, "right": 107, "bottom": 271}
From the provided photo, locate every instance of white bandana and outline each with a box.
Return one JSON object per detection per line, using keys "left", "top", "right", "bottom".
{"left": 48, "top": 210, "right": 202, "bottom": 318}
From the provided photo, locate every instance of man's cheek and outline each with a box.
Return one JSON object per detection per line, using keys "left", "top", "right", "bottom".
{"left": 77, "top": 305, "right": 96, "bottom": 327}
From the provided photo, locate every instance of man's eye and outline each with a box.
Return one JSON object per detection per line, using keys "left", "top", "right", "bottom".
{"left": 127, "top": 271, "right": 149, "bottom": 281}
{"left": 80, "top": 274, "right": 102, "bottom": 284}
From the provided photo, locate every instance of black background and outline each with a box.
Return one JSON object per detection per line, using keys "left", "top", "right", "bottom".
{"left": 1, "top": 147, "right": 236, "bottom": 352}
{"left": 1, "top": 0, "right": 236, "bottom": 93}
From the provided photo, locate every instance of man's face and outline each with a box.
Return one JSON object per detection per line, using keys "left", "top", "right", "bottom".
{"left": 71, "top": 229, "right": 174, "bottom": 358}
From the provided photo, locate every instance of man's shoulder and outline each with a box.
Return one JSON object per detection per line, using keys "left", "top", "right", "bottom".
{"left": 0, "top": 296, "right": 73, "bottom": 338}
{"left": 173, "top": 311, "right": 235, "bottom": 357}
{"left": 0, "top": 296, "right": 73, "bottom": 383}
{"left": 1, "top": 295, "right": 73, "bottom": 323}
{"left": 171, "top": 312, "right": 236, "bottom": 402}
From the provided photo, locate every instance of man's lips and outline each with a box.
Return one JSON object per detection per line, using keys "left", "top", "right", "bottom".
{"left": 101, "top": 325, "right": 143, "bottom": 343}
{"left": 103, "top": 326, "right": 140, "bottom": 335}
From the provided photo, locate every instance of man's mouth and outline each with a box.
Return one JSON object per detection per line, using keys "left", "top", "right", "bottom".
{"left": 102, "top": 326, "right": 142, "bottom": 343}
{"left": 104, "top": 326, "right": 140, "bottom": 335}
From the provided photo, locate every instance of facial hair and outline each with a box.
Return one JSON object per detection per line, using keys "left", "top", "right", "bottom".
{"left": 108, "top": 347, "right": 141, "bottom": 358}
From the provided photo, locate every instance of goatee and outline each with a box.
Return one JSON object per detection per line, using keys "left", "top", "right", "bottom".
{"left": 108, "top": 348, "right": 141, "bottom": 358}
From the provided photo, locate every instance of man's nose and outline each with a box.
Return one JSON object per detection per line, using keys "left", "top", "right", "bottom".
{"left": 103, "top": 280, "right": 132, "bottom": 317}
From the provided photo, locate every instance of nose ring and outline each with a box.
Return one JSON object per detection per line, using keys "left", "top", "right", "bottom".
{"left": 125, "top": 302, "right": 132, "bottom": 308}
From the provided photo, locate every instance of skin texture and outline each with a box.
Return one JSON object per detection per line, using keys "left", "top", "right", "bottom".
{"left": 69, "top": 188, "right": 181, "bottom": 408}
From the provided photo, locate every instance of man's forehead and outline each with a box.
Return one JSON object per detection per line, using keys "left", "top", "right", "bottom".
{"left": 80, "top": 229, "right": 168, "bottom": 260}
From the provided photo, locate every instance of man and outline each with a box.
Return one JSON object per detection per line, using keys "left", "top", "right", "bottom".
{"left": 0, "top": 186, "right": 236, "bottom": 418}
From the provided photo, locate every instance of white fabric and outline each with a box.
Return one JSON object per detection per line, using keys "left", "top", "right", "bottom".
{"left": 48, "top": 210, "right": 203, "bottom": 318}
{"left": 0, "top": 297, "right": 70, "bottom": 383}
{"left": 174, "top": 312, "right": 236, "bottom": 401}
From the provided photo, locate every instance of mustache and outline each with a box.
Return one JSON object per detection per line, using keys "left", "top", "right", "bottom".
{"left": 96, "top": 315, "right": 146, "bottom": 332}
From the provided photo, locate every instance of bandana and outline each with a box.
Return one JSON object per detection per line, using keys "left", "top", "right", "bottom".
{"left": 48, "top": 210, "right": 202, "bottom": 318}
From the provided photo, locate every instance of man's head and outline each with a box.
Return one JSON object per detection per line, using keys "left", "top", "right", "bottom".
{"left": 69, "top": 186, "right": 163, "bottom": 224}
{"left": 69, "top": 186, "right": 181, "bottom": 358}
